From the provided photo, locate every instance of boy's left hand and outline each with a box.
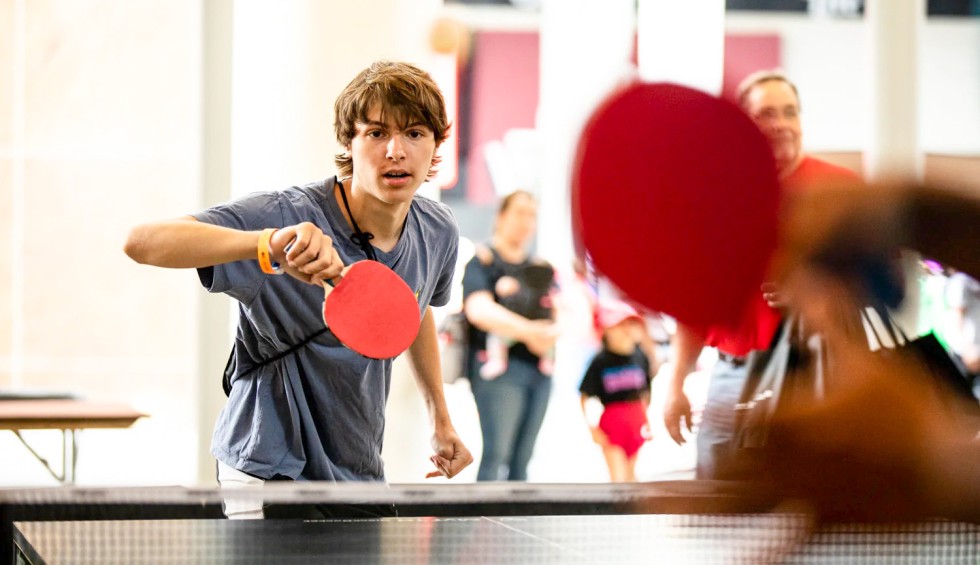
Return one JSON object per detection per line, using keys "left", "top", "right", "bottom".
{"left": 426, "top": 428, "right": 473, "bottom": 479}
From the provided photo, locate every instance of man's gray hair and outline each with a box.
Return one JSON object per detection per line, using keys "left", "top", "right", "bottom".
{"left": 736, "top": 69, "right": 800, "bottom": 111}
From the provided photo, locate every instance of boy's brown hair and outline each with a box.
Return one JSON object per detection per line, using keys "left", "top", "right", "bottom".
{"left": 334, "top": 61, "right": 451, "bottom": 179}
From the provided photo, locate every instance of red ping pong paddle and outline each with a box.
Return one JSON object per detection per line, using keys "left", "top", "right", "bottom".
{"left": 572, "top": 82, "right": 781, "bottom": 329}
{"left": 321, "top": 260, "right": 421, "bottom": 359}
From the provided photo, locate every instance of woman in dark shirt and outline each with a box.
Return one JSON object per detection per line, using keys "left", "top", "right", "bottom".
{"left": 461, "top": 190, "right": 560, "bottom": 481}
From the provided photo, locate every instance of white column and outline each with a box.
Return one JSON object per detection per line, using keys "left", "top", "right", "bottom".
{"left": 529, "top": 0, "right": 635, "bottom": 482}
{"left": 636, "top": 0, "right": 726, "bottom": 95}
{"left": 536, "top": 0, "right": 636, "bottom": 269}
{"left": 865, "top": 0, "right": 924, "bottom": 180}
{"left": 197, "top": 0, "right": 234, "bottom": 486}
{"left": 9, "top": 0, "right": 27, "bottom": 387}
{"left": 864, "top": 0, "right": 925, "bottom": 331}
{"left": 230, "top": 0, "right": 326, "bottom": 195}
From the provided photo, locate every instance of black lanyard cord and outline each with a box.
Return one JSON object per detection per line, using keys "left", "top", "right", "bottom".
{"left": 336, "top": 178, "right": 377, "bottom": 262}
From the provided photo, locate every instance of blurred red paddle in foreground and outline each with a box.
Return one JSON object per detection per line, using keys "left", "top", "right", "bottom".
{"left": 573, "top": 82, "right": 781, "bottom": 329}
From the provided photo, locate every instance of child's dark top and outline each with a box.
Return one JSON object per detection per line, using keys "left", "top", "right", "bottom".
{"left": 579, "top": 349, "right": 652, "bottom": 406}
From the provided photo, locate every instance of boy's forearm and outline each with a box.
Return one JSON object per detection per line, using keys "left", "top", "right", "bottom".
{"left": 408, "top": 308, "right": 452, "bottom": 428}
{"left": 125, "top": 216, "right": 259, "bottom": 269}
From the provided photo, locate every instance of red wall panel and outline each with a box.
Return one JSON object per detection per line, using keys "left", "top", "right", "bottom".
{"left": 466, "top": 31, "right": 540, "bottom": 204}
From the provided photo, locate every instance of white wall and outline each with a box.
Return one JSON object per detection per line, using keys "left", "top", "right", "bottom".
{"left": 919, "top": 18, "right": 980, "bottom": 155}
{"left": 726, "top": 13, "right": 980, "bottom": 155}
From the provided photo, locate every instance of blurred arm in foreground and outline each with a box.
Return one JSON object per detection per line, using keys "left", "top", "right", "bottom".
{"left": 765, "top": 179, "right": 980, "bottom": 523}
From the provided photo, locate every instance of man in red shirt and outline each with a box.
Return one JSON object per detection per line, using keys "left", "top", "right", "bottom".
{"left": 663, "top": 70, "right": 858, "bottom": 479}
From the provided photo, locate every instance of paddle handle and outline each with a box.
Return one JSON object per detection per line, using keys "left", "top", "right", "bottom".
{"left": 319, "top": 264, "right": 351, "bottom": 299}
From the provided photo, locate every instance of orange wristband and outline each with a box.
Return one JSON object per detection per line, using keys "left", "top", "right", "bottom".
{"left": 257, "top": 228, "right": 282, "bottom": 275}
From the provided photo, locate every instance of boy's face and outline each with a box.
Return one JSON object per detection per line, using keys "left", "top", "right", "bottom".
{"left": 348, "top": 103, "right": 437, "bottom": 204}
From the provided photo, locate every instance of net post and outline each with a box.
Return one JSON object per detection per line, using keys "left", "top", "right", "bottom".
{"left": 0, "top": 502, "right": 13, "bottom": 565}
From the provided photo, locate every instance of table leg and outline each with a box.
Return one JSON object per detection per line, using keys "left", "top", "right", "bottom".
{"left": 10, "top": 430, "right": 77, "bottom": 484}
{"left": 67, "top": 430, "right": 77, "bottom": 484}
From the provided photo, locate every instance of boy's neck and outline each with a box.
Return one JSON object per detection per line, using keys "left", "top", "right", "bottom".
{"left": 335, "top": 179, "right": 408, "bottom": 253}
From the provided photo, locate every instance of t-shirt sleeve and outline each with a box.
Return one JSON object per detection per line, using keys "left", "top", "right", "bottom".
{"left": 428, "top": 229, "right": 459, "bottom": 308}
{"left": 191, "top": 191, "right": 285, "bottom": 304}
{"left": 462, "top": 254, "right": 494, "bottom": 300}
{"left": 579, "top": 358, "right": 603, "bottom": 397}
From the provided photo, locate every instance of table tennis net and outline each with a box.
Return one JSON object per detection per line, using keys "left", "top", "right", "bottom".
{"left": 3, "top": 483, "right": 979, "bottom": 564}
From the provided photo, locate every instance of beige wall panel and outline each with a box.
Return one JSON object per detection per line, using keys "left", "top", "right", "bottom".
{"left": 6, "top": 155, "right": 200, "bottom": 485}
{"left": 810, "top": 151, "right": 864, "bottom": 175}
{"left": 0, "top": 159, "right": 11, "bottom": 386}
{"left": 22, "top": 0, "right": 199, "bottom": 158}
{"left": 0, "top": 0, "right": 13, "bottom": 152}
{"left": 21, "top": 158, "right": 198, "bottom": 364}
{"left": 809, "top": 152, "right": 980, "bottom": 197}
{"left": 925, "top": 154, "right": 980, "bottom": 195}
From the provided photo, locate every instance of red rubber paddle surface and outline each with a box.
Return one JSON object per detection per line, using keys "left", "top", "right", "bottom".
{"left": 322, "top": 260, "right": 421, "bottom": 359}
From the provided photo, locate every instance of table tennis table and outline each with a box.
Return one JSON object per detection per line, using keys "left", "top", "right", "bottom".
{"left": 3, "top": 482, "right": 978, "bottom": 564}
{"left": 0, "top": 397, "right": 146, "bottom": 484}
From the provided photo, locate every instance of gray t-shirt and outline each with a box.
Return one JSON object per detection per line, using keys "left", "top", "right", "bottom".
{"left": 193, "top": 177, "right": 458, "bottom": 481}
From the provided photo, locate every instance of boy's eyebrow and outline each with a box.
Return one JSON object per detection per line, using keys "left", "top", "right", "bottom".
{"left": 357, "top": 119, "right": 428, "bottom": 130}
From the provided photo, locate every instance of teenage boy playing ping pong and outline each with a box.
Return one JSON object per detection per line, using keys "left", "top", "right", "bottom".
{"left": 124, "top": 61, "right": 473, "bottom": 517}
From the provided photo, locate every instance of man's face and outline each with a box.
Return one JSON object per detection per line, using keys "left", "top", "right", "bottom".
{"left": 348, "top": 104, "right": 437, "bottom": 204}
{"left": 744, "top": 80, "right": 803, "bottom": 175}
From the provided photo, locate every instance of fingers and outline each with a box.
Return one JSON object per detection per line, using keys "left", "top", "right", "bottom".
{"left": 761, "top": 282, "right": 786, "bottom": 309}
{"left": 275, "top": 222, "right": 345, "bottom": 285}
{"left": 283, "top": 223, "right": 324, "bottom": 267}
{"left": 663, "top": 391, "right": 692, "bottom": 445}
{"left": 665, "top": 418, "right": 686, "bottom": 446}
{"left": 303, "top": 246, "right": 344, "bottom": 284}
{"left": 448, "top": 445, "right": 475, "bottom": 476}
{"left": 426, "top": 454, "right": 457, "bottom": 479}
{"left": 426, "top": 455, "right": 450, "bottom": 479}
{"left": 664, "top": 408, "right": 692, "bottom": 445}
{"left": 426, "top": 440, "right": 474, "bottom": 480}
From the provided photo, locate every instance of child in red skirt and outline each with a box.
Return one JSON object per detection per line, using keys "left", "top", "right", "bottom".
{"left": 579, "top": 300, "right": 653, "bottom": 482}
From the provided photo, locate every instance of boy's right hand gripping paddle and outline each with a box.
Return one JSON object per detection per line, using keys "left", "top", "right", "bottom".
{"left": 572, "top": 82, "right": 782, "bottom": 329}
{"left": 321, "top": 260, "right": 421, "bottom": 359}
